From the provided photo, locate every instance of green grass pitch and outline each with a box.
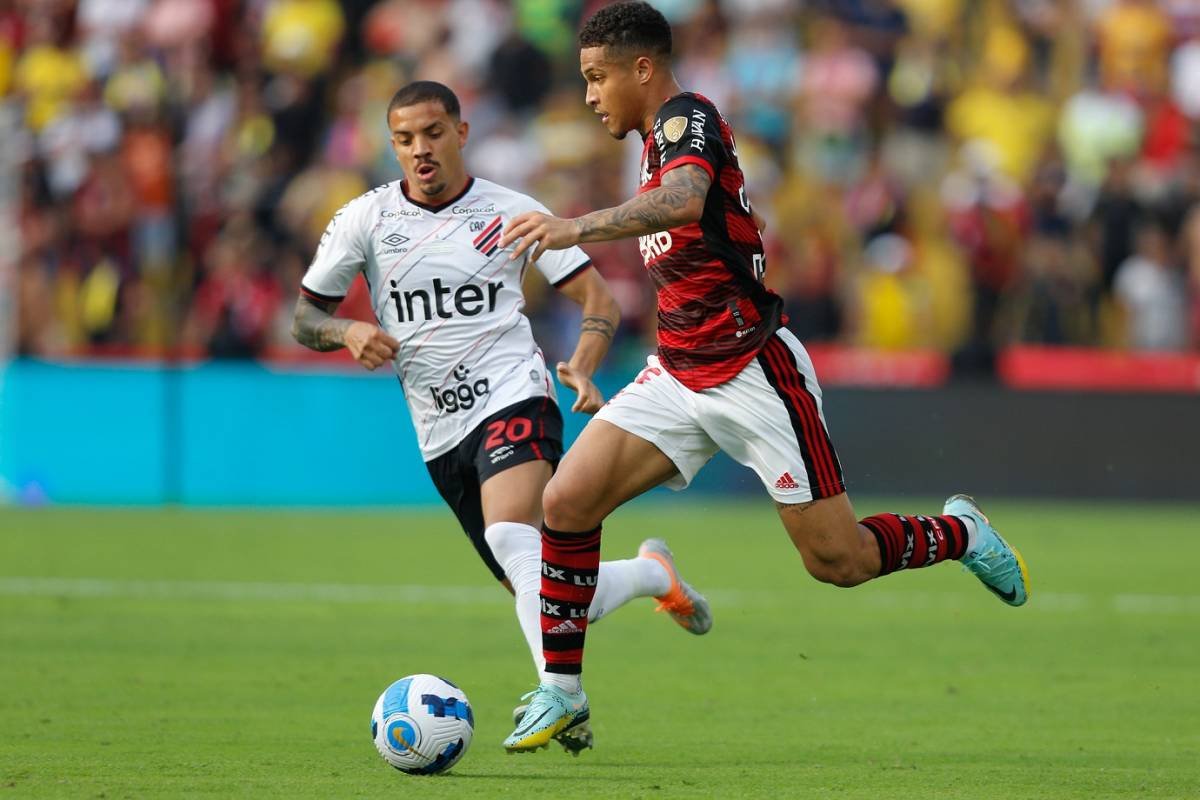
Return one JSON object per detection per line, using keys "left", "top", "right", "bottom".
{"left": 1, "top": 499, "right": 1198, "bottom": 799}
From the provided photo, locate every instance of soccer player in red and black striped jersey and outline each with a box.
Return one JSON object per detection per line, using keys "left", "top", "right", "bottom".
{"left": 499, "top": 2, "right": 1032, "bottom": 753}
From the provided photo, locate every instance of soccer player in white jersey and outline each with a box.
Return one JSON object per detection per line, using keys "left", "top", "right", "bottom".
{"left": 291, "top": 81, "right": 711, "bottom": 755}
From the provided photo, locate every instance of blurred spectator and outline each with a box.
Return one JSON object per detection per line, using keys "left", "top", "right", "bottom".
{"left": 76, "top": 0, "right": 146, "bottom": 78}
{"left": 183, "top": 217, "right": 280, "bottom": 358}
{"left": 1184, "top": 205, "right": 1200, "bottom": 348}
{"left": 14, "top": 12, "right": 88, "bottom": 133}
{"left": 1089, "top": 156, "right": 1140, "bottom": 290}
{"left": 945, "top": 23, "right": 1055, "bottom": 183}
{"left": 1058, "top": 82, "right": 1143, "bottom": 187}
{"left": 795, "top": 14, "right": 878, "bottom": 184}
{"left": 260, "top": 0, "right": 343, "bottom": 78}
{"left": 1113, "top": 215, "right": 1188, "bottom": 351}
{"left": 1095, "top": 0, "right": 1171, "bottom": 96}
{"left": 1170, "top": 36, "right": 1200, "bottom": 120}
{"left": 489, "top": 31, "right": 553, "bottom": 114}
{"left": 723, "top": 7, "right": 798, "bottom": 146}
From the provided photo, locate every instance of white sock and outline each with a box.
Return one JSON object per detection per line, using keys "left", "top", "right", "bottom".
{"left": 541, "top": 672, "right": 583, "bottom": 693}
{"left": 483, "top": 522, "right": 544, "bottom": 673}
{"left": 958, "top": 515, "right": 979, "bottom": 553}
{"left": 589, "top": 557, "right": 671, "bottom": 624}
{"left": 484, "top": 522, "right": 670, "bottom": 692}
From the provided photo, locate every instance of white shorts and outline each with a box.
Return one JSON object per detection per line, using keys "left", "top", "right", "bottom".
{"left": 594, "top": 329, "right": 845, "bottom": 503}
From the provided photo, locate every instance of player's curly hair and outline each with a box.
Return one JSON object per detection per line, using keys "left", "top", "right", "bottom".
{"left": 579, "top": 1, "right": 672, "bottom": 61}
{"left": 387, "top": 81, "right": 461, "bottom": 120}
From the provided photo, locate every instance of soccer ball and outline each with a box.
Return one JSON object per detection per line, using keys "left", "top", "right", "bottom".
{"left": 370, "top": 674, "right": 474, "bottom": 775}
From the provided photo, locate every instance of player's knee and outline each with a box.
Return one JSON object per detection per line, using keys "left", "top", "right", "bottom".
{"left": 541, "top": 476, "right": 595, "bottom": 531}
{"left": 483, "top": 521, "right": 535, "bottom": 562}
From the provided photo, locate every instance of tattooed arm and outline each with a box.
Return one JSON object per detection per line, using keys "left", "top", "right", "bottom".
{"left": 552, "top": 266, "right": 620, "bottom": 414}
{"left": 291, "top": 294, "right": 400, "bottom": 371}
{"left": 574, "top": 164, "right": 710, "bottom": 242}
{"left": 500, "top": 165, "right": 712, "bottom": 262}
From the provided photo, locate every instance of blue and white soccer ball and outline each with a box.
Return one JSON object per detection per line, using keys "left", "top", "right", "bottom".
{"left": 370, "top": 674, "right": 474, "bottom": 775}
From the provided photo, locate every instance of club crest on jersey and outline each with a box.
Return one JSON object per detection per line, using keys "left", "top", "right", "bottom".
{"left": 472, "top": 216, "right": 503, "bottom": 256}
{"left": 663, "top": 115, "right": 688, "bottom": 143}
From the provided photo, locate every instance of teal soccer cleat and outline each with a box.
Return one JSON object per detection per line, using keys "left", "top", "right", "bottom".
{"left": 503, "top": 684, "right": 589, "bottom": 753}
{"left": 512, "top": 699, "right": 593, "bottom": 756}
{"left": 946, "top": 494, "right": 1031, "bottom": 606}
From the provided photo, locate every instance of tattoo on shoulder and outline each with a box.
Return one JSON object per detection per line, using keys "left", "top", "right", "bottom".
{"left": 580, "top": 315, "right": 616, "bottom": 342}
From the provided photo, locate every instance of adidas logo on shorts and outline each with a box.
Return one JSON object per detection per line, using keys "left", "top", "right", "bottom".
{"left": 774, "top": 472, "right": 800, "bottom": 490}
{"left": 546, "top": 619, "right": 582, "bottom": 635}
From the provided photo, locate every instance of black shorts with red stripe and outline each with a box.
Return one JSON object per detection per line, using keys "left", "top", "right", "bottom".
{"left": 424, "top": 396, "right": 563, "bottom": 580}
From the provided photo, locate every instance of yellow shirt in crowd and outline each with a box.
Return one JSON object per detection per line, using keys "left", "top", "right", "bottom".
{"left": 1097, "top": 1, "right": 1172, "bottom": 92}
{"left": 14, "top": 44, "right": 89, "bottom": 131}
{"left": 262, "top": 0, "right": 345, "bottom": 78}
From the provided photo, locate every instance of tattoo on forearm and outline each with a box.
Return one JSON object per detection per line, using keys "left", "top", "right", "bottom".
{"left": 580, "top": 315, "right": 616, "bottom": 342}
{"left": 292, "top": 295, "right": 352, "bottom": 352}
{"left": 576, "top": 165, "right": 711, "bottom": 241}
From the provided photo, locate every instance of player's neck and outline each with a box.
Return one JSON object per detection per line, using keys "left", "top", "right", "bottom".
{"left": 638, "top": 77, "right": 684, "bottom": 139}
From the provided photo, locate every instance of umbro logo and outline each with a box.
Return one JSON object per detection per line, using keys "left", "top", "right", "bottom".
{"left": 382, "top": 233, "right": 410, "bottom": 248}
{"left": 545, "top": 619, "right": 582, "bottom": 635}
{"left": 774, "top": 472, "right": 800, "bottom": 490}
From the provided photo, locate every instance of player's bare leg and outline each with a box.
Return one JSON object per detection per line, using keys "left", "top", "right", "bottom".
{"left": 777, "top": 491, "right": 1031, "bottom": 604}
{"left": 504, "top": 421, "right": 707, "bottom": 752}
{"left": 546, "top": 420, "right": 711, "bottom": 633}
{"left": 480, "top": 461, "right": 552, "bottom": 667}
{"left": 483, "top": 445, "right": 689, "bottom": 753}
{"left": 480, "top": 459, "right": 550, "bottom": 529}
{"left": 543, "top": 419, "right": 679, "bottom": 530}
{"left": 777, "top": 493, "right": 879, "bottom": 587}
{"left": 481, "top": 460, "right": 594, "bottom": 754}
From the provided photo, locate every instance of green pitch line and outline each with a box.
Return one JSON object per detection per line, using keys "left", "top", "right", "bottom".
{"left": 1, "top": 500, "right": 1198, "bottom": 799}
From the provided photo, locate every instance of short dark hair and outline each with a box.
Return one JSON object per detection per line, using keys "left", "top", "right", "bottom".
{"left": 387, "top": 81, "right": 461, "bottom": 120}
{"left": 579, "top": 1, "right": 672, "bottom": 62}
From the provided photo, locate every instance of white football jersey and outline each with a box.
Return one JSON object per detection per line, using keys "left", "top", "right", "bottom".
{"left": 300, "top": 177, "right": 591, "bottom": 460}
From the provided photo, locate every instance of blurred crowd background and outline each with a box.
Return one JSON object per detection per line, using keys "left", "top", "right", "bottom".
{"left": 5, "top": 0, "right": 1200, "bottom": 376}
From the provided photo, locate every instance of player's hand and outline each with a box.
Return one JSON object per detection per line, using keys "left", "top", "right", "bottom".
{"left": 344, "top": 321, "right": 400, "bottom": 371}
{"left": 501, "top": 211, "right": 581, "bottom": 263}
{"left": 556, "top": 361, "right": 604, "bottom": 414}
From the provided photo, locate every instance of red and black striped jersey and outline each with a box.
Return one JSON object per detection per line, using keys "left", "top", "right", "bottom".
{"left": 637, "top": 92, "right": 782, "bottom": 391}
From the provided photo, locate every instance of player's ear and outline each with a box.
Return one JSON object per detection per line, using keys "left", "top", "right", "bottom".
{"left": 457, "top": 119, "right": 469, "bottom": 148}
{"left": 635, "top": 55, "right": 654, "bottom": 85}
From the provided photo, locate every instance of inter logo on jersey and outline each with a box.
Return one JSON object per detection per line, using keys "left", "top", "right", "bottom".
{"left": 472, "top": 216, "right": 503, "bottom": 257}
{"left": 300, "top": 177, "right": 591, "bottom": 460}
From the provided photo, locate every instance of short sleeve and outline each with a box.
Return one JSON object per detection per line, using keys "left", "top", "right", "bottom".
{"left": 525, "top": 201, "right": 592, "bottom": 287}
{"left": 300, "top": 199, "right": 366, "bottom": 301}
{"left": 653, "top": 94, "right": 722, "bottom": 181}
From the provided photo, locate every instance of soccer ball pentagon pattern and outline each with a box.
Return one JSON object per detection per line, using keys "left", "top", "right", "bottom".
{"left": 370, "top": 674, "right": 474, "bottom": 775}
